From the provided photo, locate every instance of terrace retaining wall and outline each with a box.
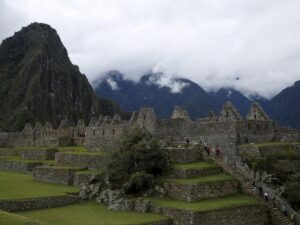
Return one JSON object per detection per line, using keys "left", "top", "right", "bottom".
{"left": 164, "top": 180, "right": 240, "bottom": 201}
{"left": 0, "top": 195, "right": 80, "bottom": 212}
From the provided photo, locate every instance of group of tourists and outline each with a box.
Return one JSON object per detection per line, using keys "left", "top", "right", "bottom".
{"left": 252, "top": 181, "right": 298, "bottom": 225}
{"left": 203, "top": 141, "right": 221, "bottom": 158}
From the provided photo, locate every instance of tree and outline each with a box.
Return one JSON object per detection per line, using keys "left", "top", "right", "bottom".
{"left": 106, "top": 127, "right": 168, "bottom": 193}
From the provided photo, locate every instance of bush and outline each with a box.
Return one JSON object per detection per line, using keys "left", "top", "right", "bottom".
{"left": 285, "top": 178, "right": 300, "bottom": 210}
{"left": 106, "top": 127, "right": 168, "bottom": 193}
{"left": 124, "top": 172, "right": 154, "bottom": 193}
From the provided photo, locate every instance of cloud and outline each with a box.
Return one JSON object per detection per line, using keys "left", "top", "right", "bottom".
{"left": 146, "top": 73, "right": 190, "bottom": 93}
{"left": 106, "top": 77, "right": 119, "bottom": 90}
{"left": 1, "top": 0, "right": 300, "bottom": 98}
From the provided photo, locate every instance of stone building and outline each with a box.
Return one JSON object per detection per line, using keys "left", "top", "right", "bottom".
{"left": 1, "top": 102, "right": 300, "bottom": 158}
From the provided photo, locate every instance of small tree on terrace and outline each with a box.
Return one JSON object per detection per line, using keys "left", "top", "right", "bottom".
{"left": 106, "top": 127, "right": 168, "bottom": 193}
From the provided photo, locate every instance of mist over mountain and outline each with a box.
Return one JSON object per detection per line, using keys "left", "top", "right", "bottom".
{"left": 0, "top": 23, "right": 124, "bottom": 131}
{"left": 94, "top": 71, "right": 300, "bottom": 128}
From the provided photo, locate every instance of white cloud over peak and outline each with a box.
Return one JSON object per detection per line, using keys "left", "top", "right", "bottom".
{"left": 1, "top": 0, "right": 300, "bottom": 98}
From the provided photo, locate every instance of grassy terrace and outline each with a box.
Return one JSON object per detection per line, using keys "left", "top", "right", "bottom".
{"left": 149, "top": 194, "right": 258, "bottom": 212}
{"left": 75, "top": 170, "right": 101, "bottom": 175}
{"left": 17, "top": 202, "right": 170, "bottom": 225}
{"left": 0, "top": 210, "right": 44, "bottom": 225}
{"left": 0, "top": 146, "right": 88, "bottom": 153}
{"left": 173, "top": 161, "right": 218, "bottom": 170}
{"left": 60, "top": 151, "right": 104, "bottom": 156}
{"left": 164, "top": 173, "right": 234, "bottom": 185}
{"left": 240, "top": 142, "right": 300, "bottom": 148}
{"left": 0, "top": 171, "right": 78, "bottom": 200}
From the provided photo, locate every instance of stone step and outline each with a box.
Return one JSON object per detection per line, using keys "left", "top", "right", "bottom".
{"left": 55, "top": 151, "right": 105, "bottom": 170}
{"left": 73, "top": 170, "right": 102, "bottom": 186}
{"left": 163, "top": 174, "right": 240, "bottom": 201}
{"left": 0, "top": 157, "right": 44, "bottom": 173}
{"left": 32, "top": 166, "right": 83, "bottom": 185}
{"left": 170, "top": 161, "right": 222, "bottom": 179}
{"left": 148, "top": 195, "right": 270, "bottom": 225}
{"left": 166, "top": 147, "right": 202, "bottom": 163}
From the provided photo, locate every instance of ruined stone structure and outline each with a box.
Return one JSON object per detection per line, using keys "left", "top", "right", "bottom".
{"left": 1, "top": 102, "right": 299, "bottom": 158}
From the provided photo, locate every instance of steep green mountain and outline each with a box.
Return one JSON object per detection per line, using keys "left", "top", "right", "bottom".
{"left": 0, "top": 23, "right": 124, "bottom": 131}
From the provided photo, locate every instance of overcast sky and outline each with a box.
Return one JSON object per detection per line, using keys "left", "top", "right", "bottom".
{"left": 1, "top": 0, "right": 300, "bottom": 98}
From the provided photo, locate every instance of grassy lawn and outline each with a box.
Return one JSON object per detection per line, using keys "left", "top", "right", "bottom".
{"left": 75, "top": 170, "right": 101, "bottom": 175}
{"left": 149, "top": 194, "right": 259, "bottom": 212}
{"left": 173, "top": 161, "right": 218, "bottom": 170}
{"left": 57, "top": 146, "right": 87, "bottom": 152}
{"left": 0, "top": 171, "right": 78, "bottom": 200}
{"left": 240, "top": 142, "right": 300, "bottom": 148}
{"left": 164, "top": 173, "right": 234, "bottom": 185}
{"left": 17, "top": 202, "right": 170, "bottom": 225}
{"left": 0, "top": 210, "right": 45, "bottom": 225}
{"left": 60, "top": 151, "right": 104, "bottom": 156}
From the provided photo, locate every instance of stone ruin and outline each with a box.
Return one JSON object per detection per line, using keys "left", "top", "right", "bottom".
{"left": 0, "top": 101, "right": 299, "bottom": 158}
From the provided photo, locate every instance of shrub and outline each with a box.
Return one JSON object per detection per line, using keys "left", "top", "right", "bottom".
{"left": 106, "top": 127, "right": 168, "bottom": 193}
{"left": 285, "top": 178, "right": 300, "bottom": 210}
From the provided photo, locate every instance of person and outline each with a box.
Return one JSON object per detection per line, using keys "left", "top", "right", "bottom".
{"left": 258, "top": 186, "right": 263, "bottom": 197}
{"left": 211, "top": 147, "right": 216, "bottom": 158}
{"left": 185, "top": 138, "right": 190, "bottom": 147}
{"left": 264, "top": 192, "right": 269, "bottom": 202}
{"left": 216, "top": 147, "right": 221, "bottom": 157}
{"left": 252, "top": 181, "right": 256, "bottom": 193}
{"left": 282, "top": 204, "right": 288, "bottom": 217}
{"left": 272, "top": 195, "right": 277, "bottom": 208}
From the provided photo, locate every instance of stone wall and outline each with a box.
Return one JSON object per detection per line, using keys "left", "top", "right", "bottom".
{"left": 166, "top": 146, "right": 202, "bottom": 163}
{"left": 0, "top": 132, "right": 19, "bottom": 147}
{"left": 236, "top": 120, "right": 276, "bottom": 144}
{"left": 171, "top": 166, "right": 222, "bottom": 179}
{"left": 32, "top": 166, "right": 81, "bottom": 185}
{"left": 0, "top": 160, "right": 43, "bottom": 173}
{"left": 0, "top": 195, "right": 79, "bottom": 212}
{"left": 55, "top": 152, "right": 105, "bottom": 169}
{"left": 150, "top": 204, "right": 270, "bottom": 225}
{"left": 164, "top": 180, "right": 240, "bottom": 201}
{"left": 21, "top": 149, "right": 57, "bottom": 160}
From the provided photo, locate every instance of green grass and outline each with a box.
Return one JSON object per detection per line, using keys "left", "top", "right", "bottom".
{"left": 173, "top": 161, "right": 218, "bottom": 170}
{"left": 17, "top": 202, "right": 170, "bottom": 225}
{"left": 75, "top": 170, "right": 101, "bottom": 175}
{"left": 39, "top": 165, "right": 82, "bottom": 170}
{"left": 164, "top": 173, "right": 234, "bottom": 185}
{"left": 149, "top": 194, "right": 259, "bottom": 212}
{"left": 61, "top": 151, "right": 104, "bottom": 156}
{"left": 0, "top": 171, "right": 78, "bottom": 200}
{"left": 240, "top": 142, "right": 300, "bottom": 148}
{"left": 57, "top": 146, "right": 87, "bottom": 152}
{"left": 0, "top": 210, "right": 45, "bottom": 225}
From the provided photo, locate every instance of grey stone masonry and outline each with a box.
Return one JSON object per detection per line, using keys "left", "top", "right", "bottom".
{"left": 32, "top": 166, "right": 82, "bottom": 185}
{"left": 151, "top": 204, "right": 270, "bottom": 225}
{"left": 55, "top": 152, "right": 104, "bottom": 170}
{"left": 0, "top": 159, "right": 43, "bottom": 173}
{"left": 167, "top": 147, "right": 202, "bottom": 163}
{"left": 171, "top": 166, "right": 223, "bottom": 179}
{"left": 164, "top": 179, "right": 240, "bottom": 201}
{"left": 73, "top": 171, "right": 101, "bottom": 186}
{"left": 0, "top": 195, "right": 80, "bottom": 212}
{"left": 21, "top": 148, "right": 57, "bottom": 160}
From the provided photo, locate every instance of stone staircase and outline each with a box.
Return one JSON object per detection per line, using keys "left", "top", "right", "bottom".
{"left": 214, "top": 158, "right": 294, "bottom": 225}
{"left": 147, "top": 146, "right": 272, "bottom": 225}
